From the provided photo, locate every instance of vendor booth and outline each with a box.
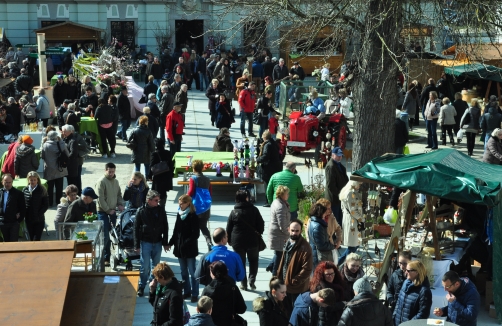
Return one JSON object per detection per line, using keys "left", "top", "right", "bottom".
{"left": 352, "top": 148, "right": 502, "bottom": 322}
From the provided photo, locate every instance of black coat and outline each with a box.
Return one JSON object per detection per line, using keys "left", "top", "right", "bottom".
{"left": 215, "top": 100, "right": 233, "bottom": 129}
{"left": 227, "top": 201, "right": 265, "bottom": 250}
{"left": 53, "top": 82, "right": 68, "bottom": 107}
{"left": 23, "top": 185, "right": 49, "bottom": 223}
{"left": 168, "top": 211, "right": 200, "bottom": 258}
{"left": 117, "top": 93, "right": 131, "bottom": 120}
{"left": 324, "top": 158, "right": 349, "bottom": 206}
{"left": 78, "top": 94, "right": 98, "bottom": 116}
{"left": 256, "top": 139, "right": 283, "bottom": 182}
{"left": 453, "top": 99, "right": 468, "bottom": 129}
{"left": 64, "top": 198, "right": 97, "bottom": 223}
{"left": 94, "top": 104, "right": 115, "bottom": 125}
{"left": 151, "top": 63, "right": 164, "bottom": 79}
{"left": 129, "top": 125, "right": 155, "bottom": 164}
{"left": 206, "top": 85, "right": 224, "bottom": 111}
{"left": 63, "top": 110, "right": 80, "bottom": 133}
{"left": 148, "top": 277, "right": 184, "bottom": 326}
{"left": 386, "top": 269, "right": 406, "bottom": 312}
{"left": 134, "top": 203, "right": 169, "bottom": 249}
{"left": 0, "top": 187, "right": 26, "bottom": 223}
{"left": 143, "top": 82, "right": 158, "bottom": 97}
{"left": 63, "top": 133, "right": 80, "bottom": 177}
{"left": 338, "top": 292, "right": 393, "bottom": 326}
{"left": 142, "top": 113, "right": 159, "bottom": 139}
{"left": 263, "top": 61, "right": 275, "bottom": 79}
{"left": 150, "top": 149, "right": 174, "bottom": 192}
{"left": 201, "top": 276, "right": 247, "bottom": 326}
{"left": 419, "top": 84, "right": 437, "bottom": 107}
{"left": 57, "top": 105, "right": 67, "bottom": 130}
{"left": 6, "top": 103, "right": 21, "bottom": 134}
{"left": 159, "top": 92, "right": 174, "bottom": 117}
{"left": 253, "top": 291, "right": 290, "bottom": 326}
{"left": 15, "top": 74, "right": 33, "bottom": 93}
{"left": 395, "top": 118, "right": 409, "bottom": 148}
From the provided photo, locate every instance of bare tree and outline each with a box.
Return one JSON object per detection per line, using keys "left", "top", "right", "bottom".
{"left": 165, "top": 0, "right": 502, "bottom": 169}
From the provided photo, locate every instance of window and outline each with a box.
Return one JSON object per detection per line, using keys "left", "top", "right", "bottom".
{"left": 107, "top": 5, "right": 119, "bottom": 19}
{"left": 125, "top": 5, "right": 138, "bottom": 18}
{"left": 57, "top": 4, "right": 69, "bottom": 18}
{"left": 37, "top": 4, "right": 50, "bottom": 18}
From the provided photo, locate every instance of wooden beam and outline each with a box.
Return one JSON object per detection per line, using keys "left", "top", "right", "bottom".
{"left": 349, "top": 175, "right": 395, "bottom": 188}
{"left": 485, "top": 80, "right": 493, "bottom": 103}
{"left": 426, "top": 195, "right": 442, "bottom": 260}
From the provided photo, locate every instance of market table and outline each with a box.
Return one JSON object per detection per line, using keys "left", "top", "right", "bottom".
{"left": 79, "top": 117, "right": 104, "bottom": 154}
{"left": 0, "top": 149, "right": 42, "bottom": 179}
{"left": 173, "top": 151, "right": 236, "bottom": 176}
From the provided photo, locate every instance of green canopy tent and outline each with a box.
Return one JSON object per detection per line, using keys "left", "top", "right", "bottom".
{"left": 352, "top": 148, "right": 502, "bottom": 322}
{"left": 444, "top": 63, "right": 502, "bottom": 83}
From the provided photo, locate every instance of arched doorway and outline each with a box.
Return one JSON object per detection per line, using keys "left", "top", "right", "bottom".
{"left": 175, "top": 20, "right": 204, "bottom": 54}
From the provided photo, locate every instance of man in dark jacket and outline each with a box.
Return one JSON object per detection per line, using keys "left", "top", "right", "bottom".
{"left": 419, "top": 78, "right": 437, "bottom": 120}
{"left": 263, "top": 56, "right": 275, "bottom": 82}
{"left": 212, "top": 128, "right": 233, "bottom": 152}
{"left": 272, "top": 58, "right": 289, "bottom": 107}
{"left": 57, "top": 99, "right": 71, "bottom": 130}
{"left": 395, "top": 110, "right": 409, "bottom": 154}
{"left": 78, "top": 86, "right": 99, "bottom": 116}
{"left": 256, "top": 132, "right": 283, "bottom": 206}
{"left": 277, "top": 220, "right": 313, "bottom": 311}
{"left": 116, "top": 86, "right": 131, "bottom": 142}
{"left": 434, "top": 271, "right": 480, "bottom": 326}
{"left": 338, "top": 276, "right": 393, "bottom": 326}
{"left": 480, "top": 96, "right": 502, "bottom": 148}
{"left": 14, "top": 68, "right": 33, "bottom": 97}
{"left": 53, "top": 75, "right": 68, "bottom": 107}
{"left": 195, "top": 227, "right": 245, "bottom": 286}
{"left": 0, "top": 174, "right": 26, "bottom": 242}
{"left": 6, "top": 97, "right": 21, "bottom": 135}
{"left": 324, "top": 147, "right": 349, "bottom": 226}
{"left": 197, "top": 52, "right": 208, "bottom": 92}
{"left": 290, "top": 62, "right": 306, "bottom": 80}
{"left": 64, "top": 187, "right": 98, "bottom": 223}
{"left": 134, "top": 190, "right": 169, "bottom": 297}
{"left": 158, "top": 85, "right": 174, "bottom": 143}
{"left": 289, "top": 288, "right": 336, "bottom": 326}
{"left": 452, "top": 92, "right": 469, "bottom": 134}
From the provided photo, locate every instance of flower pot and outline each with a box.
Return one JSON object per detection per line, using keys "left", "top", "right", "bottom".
{"left": 373, "top": 224, "right": 392, "bottom": 237}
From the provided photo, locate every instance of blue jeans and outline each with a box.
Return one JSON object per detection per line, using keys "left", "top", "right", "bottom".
{"left": 240, "top": 111, "right": 254, "bottom": 135}
{"left": 275, "top": 86, "right": 281, "bottom": 107}
{"left": 118, "top": 119, "right": 131, "bottom": 141}
{"left": 426, "top": 119, "right": 438, "bottom": 148}
{"left": 485, "top": 133, "right": 491, "bottom": 151}
{"left": 178, "top": 257, "right": 199, "bottom": 297}
{"left": 258, "top": 118, "right": 268, "bottom": 138}
{"left": 338, "top": 246, "right": 358, "bottom": 266}
{"left": 199, "top": 73, "right": 209, "bottom": 91}
{"left": 135, "top": 163, "right": 150, "bottom": 178}
{"left": 290, "top": 210, "right": 298, "bottom": 221}
{"left": 97, "top": 211, "right": 117, "bottom": 261}
{"left": 139, "top": 241, "right": 162, "bottom": 290}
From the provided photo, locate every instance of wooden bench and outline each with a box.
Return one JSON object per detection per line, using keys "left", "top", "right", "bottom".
{"left": 177, "top": 179, "right": 264, "bottom": 200}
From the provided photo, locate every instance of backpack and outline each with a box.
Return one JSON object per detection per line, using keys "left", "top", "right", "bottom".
{"left": 75, "top": 133, "right": 91, "bottom": 158}
{"left": 191, "top": 176, "right": 211, "bottom": 214}
{"left": 56, "top": 141, "right": 69, "bottom": 171}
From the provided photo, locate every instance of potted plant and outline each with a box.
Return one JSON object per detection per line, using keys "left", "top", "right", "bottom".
{"left": 83, "top": 212, "right": 98, "bottom": 223}
{"left": 373, "top": 216, "right": 392, "bottom": 237}
{"left": 75, "top": 231, "right": 88, "bottom": 240}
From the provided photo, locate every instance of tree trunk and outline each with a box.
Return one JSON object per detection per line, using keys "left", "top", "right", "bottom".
{"left": 351, "top": 0, "right": 402, "bottom": 170}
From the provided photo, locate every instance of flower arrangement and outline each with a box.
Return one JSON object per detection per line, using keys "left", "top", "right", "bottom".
{"left": 84, "top": 212, "right": 98, "bottom": 222}
{"left": 75, "top": 231, "right": 88, "bottom": 240}
{"left": 312, "top": 68, "right": 322, "bottom": 81}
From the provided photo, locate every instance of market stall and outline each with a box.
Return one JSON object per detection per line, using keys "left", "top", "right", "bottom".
{"left": 79, "top": 117, "right": 103, "bottom": 154}
{"left": 352, "top": 148, "right": 502, "bottom": 322}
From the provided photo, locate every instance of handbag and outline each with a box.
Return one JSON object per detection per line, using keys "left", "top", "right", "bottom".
{"left": 150, "top": 152, "right": 170, "bottom": 176}
{"left": 191, "top": 176, "right": 212, "bottom": 214}
{"left": 56, "top": 141, "right": 69, "bottom": 172}
{"left": 252, "top": 110, "right": 261, "bottom": 125}
{"left": 233, "top": 210, "right": 266, "bottom": 251}
{"left": 231, "top": 286, "right": 248, "bottom": 326}
{"left": 139, "top": 94, "right": 147, "bottom": 104}
{"left": 126, "top": 132, "right": 137, "bottom": 150}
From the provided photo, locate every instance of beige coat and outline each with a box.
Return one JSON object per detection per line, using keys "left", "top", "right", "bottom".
{"left": 95, "top": 174, "right": 125, "bottom": 213}
{"left": 341, "top": 193, "right": 364, "bottom": 247}
{"left": 424, "top": 99, "right": 440, "bottom": 120}
{"left": 268, "top": 198, "right": 291, "bottom": 251}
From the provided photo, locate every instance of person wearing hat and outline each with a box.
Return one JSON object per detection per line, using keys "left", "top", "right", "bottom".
{"left": 289, "top": 288, "right": 336, "bottom": 326}
{"left": 64, "top": 186, "right": 98, "bottom": 223}
{"left": 53, "top": 75, "right": 68, "bottom": 108}
{"left": 14, "top": 135, "right": 39, "bottom": 178}
{"left": 337, "top": 276, "right": 393, "bottom": 326}
{"left": 165, "top": 101, "right": 184, "bottom": 155}
{"left": 57, "top": 99, "right": 72, "bottom": 130}
{"left": 324, "top": 146, "right": 348, "bottom": 227}
{"left": 290, "top": 62, "right": 305, "bottom": 81}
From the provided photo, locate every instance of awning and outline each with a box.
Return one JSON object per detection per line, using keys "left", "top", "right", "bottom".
{"left": 353, "top": 148, "right": 502, "bottom": 206}
{"left": 444, "top": 62, "right": 502, "bottom": 83}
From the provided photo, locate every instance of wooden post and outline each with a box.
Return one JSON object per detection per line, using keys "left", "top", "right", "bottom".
{"left": 485, "top": 80, "right": 492, "bottom": 103}
{"left": 426, "top": 195, "right": 442, "bottom": 260}
{"left": 37, "top": 33, "right": 47, "bottom": 87}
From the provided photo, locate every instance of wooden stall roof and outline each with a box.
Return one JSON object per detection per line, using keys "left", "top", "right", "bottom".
{"left": 60, "top": 272, "right": 139, "bottom": 326}
{"left": 0, "top": 241, "right": 76, "bottom": 325}
{"left": 34, "top": 21, "right": 103, "bottom": 41}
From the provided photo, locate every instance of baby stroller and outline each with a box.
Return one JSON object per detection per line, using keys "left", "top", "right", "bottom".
{"left": 110, "top": 208, "right": 140, "bottom": 271}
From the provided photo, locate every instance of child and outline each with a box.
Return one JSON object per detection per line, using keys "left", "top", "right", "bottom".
{"left": 269, "top": 111, "right": 280, "bottom": 140}
{"left": 185, "top": 296, "right": 217, "bottom": 326}
{"left": 304, "top": 100, "right": 317, "bottom": 115}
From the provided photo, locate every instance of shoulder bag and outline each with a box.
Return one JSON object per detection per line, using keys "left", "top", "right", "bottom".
{"left": 150, "top": 152, "right": 170, "bottom": 176}
{"left": 191, "top": 176, "right": 212, "bottom": 214}
{"left": 56, "top": 141, "right": 69, "bottom": 172}
{"left": 126, "top": 131, "right": 137, "bottom": 150}
{"left": 234, "top": 209, "right": 266, "bottom": 251}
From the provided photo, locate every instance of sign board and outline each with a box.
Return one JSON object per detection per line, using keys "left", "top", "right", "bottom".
{"left": 29, "top": 53, "right": 38, "bottom": 58}
{"left": 41, "top": 50, "right": 64, "bottom": 55}
{"left": 15, "top": 44, "right": 37, "bottom": 48}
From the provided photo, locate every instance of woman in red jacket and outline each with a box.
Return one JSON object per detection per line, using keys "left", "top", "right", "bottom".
{"left": 165, "top": 102, "right": 184, "bottom": 156}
